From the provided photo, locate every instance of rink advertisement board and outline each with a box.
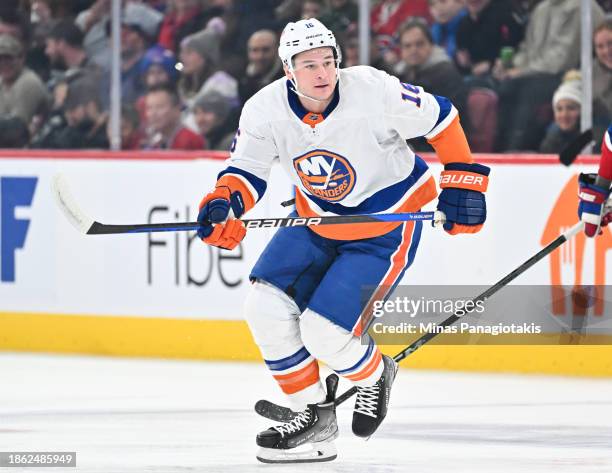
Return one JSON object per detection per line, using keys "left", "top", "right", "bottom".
{"left": 0, "top": 151, "right": 610, "bottom": 375}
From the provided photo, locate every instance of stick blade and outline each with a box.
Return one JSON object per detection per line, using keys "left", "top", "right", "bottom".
{"left": 52, "top": 174, "right": 95, "bottom": 234}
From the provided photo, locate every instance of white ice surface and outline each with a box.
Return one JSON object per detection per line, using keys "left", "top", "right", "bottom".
{"left": 0, "top": 353, "right": 611, "bottom": 473}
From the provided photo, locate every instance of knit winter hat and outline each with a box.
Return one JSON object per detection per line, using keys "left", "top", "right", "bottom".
{"left": 181, "top": 29, "right": 221, "bottom": 66}
{"left": 193, "top": 91, "right": 231, "bottom": 123}
{"left": 553, "top": 71, "right": 582, "bottom": 108}
{"left": 140, "top": 45, "right": 179, "bottom": 81}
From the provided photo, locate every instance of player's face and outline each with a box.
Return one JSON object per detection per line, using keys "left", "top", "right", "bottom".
{"left": 400, "top": 28, "right": 433, "bottom": 66}
{"left": 594, "top": 29, "right": 612, "bottom": 70}
{"left": 288, "top": 47, "right": 337, "bottom": 101}
{"left": 554, "top": 99, "right": 580, "bottom": 132}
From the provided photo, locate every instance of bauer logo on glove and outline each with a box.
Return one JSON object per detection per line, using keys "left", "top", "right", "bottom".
{"left": 436, "top": 162, "right": 490, "bottom": 235}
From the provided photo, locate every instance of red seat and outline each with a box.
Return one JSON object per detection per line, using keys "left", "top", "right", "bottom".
{"left": 466, "top": 88, "right": 499, "bottom": 153}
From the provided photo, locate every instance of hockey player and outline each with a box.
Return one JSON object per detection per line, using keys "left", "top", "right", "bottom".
{"left": 578, "top": 124, "right": 612, "bottom": 237}
{"left": 196, "top": 19, "right": 489, "bottom": 463}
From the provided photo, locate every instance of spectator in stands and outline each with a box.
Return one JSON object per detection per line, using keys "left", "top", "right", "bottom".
{"left": 45, "top": 19, "right": 101, "bottom": 111}
{"left": 114, "top": 2, "right": 163, "bottom": 104}
{"left": 371, "top": 0, "right": 432, "bottom": 50}
{"left": 34, "top": 76, "right": 108, "bottom": 149}
{"left": 158, "top": 0, "right": 226, "bottom": 53}
{"left": 593, "top": 19, "right": 611, "bottom": 121}
{"left": 539, "top": 72, "right": 582, "bottom": 154}
{"left": 275, "top": 0, "right": 302, "bottom": 23}
{"left": 178, "top": 28, "right": 238, "bottom": 108}
{"left": 144, "top": 84, "right": 205, "bottom": 150}
{"left": 30, "top": 1, "right": 54, "bottom": 26}
{"left": 371, "top": 0, "right": 433, "bottom": 67}
{"left": 0, "top": 9, "right": 30, "bottom": 44}
{"left": 239, "top": 29, "right": 282, "bottom": 104}
{"left": 301, "top": 0, "right": 325, "bottom": 20}
{"left": 429, "top": 0, "right": 467, "bottom": 60}
{"left": 116, "top": 104, "right": 143, "bottom": 150}
{"left": 341, "top": 34, "right": 361, "bottom": 68}
{"left": 193, "top": 91, "right": 235, "bottom": 150}
{"left": 455, "top": 0, "right": 523, "bottom": 80}
{"left": 319, "top": 0, "right": 358, "bottom": 35}
{"left": 0, "top": 115, "right": 29, "bottom": 147}
{"left": 30, "top": 0, "right": 56, "bottom": 82}
{"left": 494, "top": 0, "right": 604, "bottom": 151}
{"left": 140, "top": 45, "right": 179, "bottom": 89}
{"left": 341, "top": 32, "right": 392, "bottom": 72}
{"left": 395, "top": 20, "right": 467, "bottom": 114}
{"left": 75, "top": 0, "right": 111, "bottom": 68}
{"left": 0, "top": 34, "right": 49, "bottom": 126}
{"left": 46, "top": 20, "right": 94, "bottom": 77}
{"left": 0, "top": 9, "right": 51, "bottom": 81}
{"left": 135, "top": 45, "right": 179, "bottom": 123}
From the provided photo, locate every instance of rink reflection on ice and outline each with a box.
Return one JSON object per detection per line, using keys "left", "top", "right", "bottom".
{"left": 1, "top": 354, "right": 611, "bottom": 473}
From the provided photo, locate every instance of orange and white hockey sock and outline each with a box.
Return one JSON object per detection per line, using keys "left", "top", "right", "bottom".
{"left": 244, "top": 281, "right": 326, "bottom": 411}
{"left": 333, "top": 338, "right": 384, "bottom": 387}
{"left": 300, "top": 309, "right": 384, "bottom": 388}
{"left": 264, "top": 347, "right": 326, "bottom": 410}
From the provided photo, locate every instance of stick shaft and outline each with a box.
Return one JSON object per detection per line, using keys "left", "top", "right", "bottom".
{"left": 86, "top": 212, "right": 438, "bottom": 235}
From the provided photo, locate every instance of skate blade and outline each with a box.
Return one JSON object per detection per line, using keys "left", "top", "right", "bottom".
{"left": 256, "top": 441, "right": 337, "bottom": 464}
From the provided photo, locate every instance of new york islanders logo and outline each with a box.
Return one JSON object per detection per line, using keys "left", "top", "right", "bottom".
{"left": 293, "top": 149, "right": 356, "bottom": 202}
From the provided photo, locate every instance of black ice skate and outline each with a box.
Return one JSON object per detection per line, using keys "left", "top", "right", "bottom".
{"left": 352, "top": 354, "right": 398, "bottom": 438}
{"left": 255, "top": 374, "right": 339, "bottom": 463}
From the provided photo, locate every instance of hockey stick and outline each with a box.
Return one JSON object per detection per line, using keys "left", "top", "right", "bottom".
{"left": 52, "top": 175, "right": 444, "bottom": 235}
{"left": 559, "top": 128, "right": 593, "bottom": 166}
{"left": 255, "top": 220, "right": 588, "bottom": 421}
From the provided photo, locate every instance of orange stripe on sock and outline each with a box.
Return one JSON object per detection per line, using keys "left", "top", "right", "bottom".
{"left": 272, "top": 360, "right": 321, "bottom": 395}
{"left": 345, "top": 349, "right": 382, "bottom": 382}
{"left": 216, "top": 175, "right": 256, "bottom": 213}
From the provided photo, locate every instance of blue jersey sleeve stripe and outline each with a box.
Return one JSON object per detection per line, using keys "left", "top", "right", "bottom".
{"left": 264, "top": 346, "right": 311, "bottom": 371}
{"left": 429, "top": 95, "right": 453, "bottom": 133}
{"left": 218, "top": 166, "right": 267, "bottom": 202}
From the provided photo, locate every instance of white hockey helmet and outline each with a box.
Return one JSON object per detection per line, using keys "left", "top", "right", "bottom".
{"left": 278, "top": 18, "right": 342, "bottom": 70}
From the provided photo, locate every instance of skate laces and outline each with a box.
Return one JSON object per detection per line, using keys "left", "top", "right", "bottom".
{"left": 354, "top": 384, "right": 380, "bottom": 418}
{"left": 272, "top": 408, "right": 312, "bottom": 436}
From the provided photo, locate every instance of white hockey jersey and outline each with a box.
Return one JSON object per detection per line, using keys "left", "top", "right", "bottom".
{"left": 216, "top": 66, "right": 473, "bottom": 240}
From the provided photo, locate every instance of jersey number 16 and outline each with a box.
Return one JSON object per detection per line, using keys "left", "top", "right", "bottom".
{"left": 400, "top": 83, "right": 421, "bottom": 108}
